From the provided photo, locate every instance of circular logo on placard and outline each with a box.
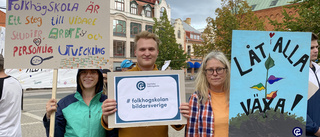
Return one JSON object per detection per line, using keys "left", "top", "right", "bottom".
{"left": 292, "top": 127, "right": 302, "bottom": 137}
{"left": 136, "top": 81, "right": 146, "bottom": 91}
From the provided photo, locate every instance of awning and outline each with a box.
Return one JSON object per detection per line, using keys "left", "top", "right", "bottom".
{"left": 187, "top": 62, "right": 194, "bottom": 68}
{"left": 194, "top": 62, "right": 201, "bottom": 68}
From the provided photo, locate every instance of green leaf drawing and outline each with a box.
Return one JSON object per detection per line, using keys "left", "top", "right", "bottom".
{"left": 250, "top": 83, "right": 265, "bottom": 91}
{"left": 265, "top": 54, "right": 275, "bottom": 70}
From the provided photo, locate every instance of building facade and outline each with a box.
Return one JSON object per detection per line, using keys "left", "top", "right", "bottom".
{"left": 0, "top": 10, "right": 5, "bottom": 27}
{"left": 183, "top": 18, "right": 202, "bottom": 77}
{"left": 171, "top": 18, "right": 203, "bottom": 77}
{"left": 109, "top": 0, "right": 171, "bottom": 71}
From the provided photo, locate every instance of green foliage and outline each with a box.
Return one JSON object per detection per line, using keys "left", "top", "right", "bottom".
{"left": 269, "top": 0, "right": 320, "bottom": 35}
{"left": 194, "top": 0, "right": 265, "bottom": 59}
{"left": 153, "top": 10, "right": 188, "bottom": 70}
{"left": 268, "top": 0, "right": 320, "bottom": 62}
{"left": 229, "top": 108, "right": 306, "bottom": 136}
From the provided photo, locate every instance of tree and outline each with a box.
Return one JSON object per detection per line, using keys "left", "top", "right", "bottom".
{"left": 153, "top": 10, "right": 188, "bottom": 70}
{"left": 269, "top": 0, "right": 320, "bottom": 35}
{"left": 194, "top": 0, "right": 265, "bottom": 59}
{"left": 193, "top": 22, "right": 215, "bottom": 59}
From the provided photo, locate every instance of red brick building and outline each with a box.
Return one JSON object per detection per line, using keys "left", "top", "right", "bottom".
{"left": 0, "top": 10, "right": 5, "bottom": 27}
{"left": 245, "top": 0, "right": 298, "bottom": 31}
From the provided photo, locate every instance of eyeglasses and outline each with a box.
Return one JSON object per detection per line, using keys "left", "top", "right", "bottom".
{"left": 79, "top": 70, "right": 98, "bottom": 76}
{"left": 205, "top": 68, "right": 227, "bottom": 75}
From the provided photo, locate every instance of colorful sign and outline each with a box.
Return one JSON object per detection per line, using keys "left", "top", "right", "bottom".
{"left": 229, "top": 30, "right": 310, "bottom": 137}
{"left": 5, "top": 0, "right": 110, "bottom": 69}
{"left": 108, "top": 70, "right": 187, "bottom": 128}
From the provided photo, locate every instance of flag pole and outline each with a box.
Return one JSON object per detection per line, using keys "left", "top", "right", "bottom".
{"left": 49, "top": 69, "right": 58, "bottom": 137}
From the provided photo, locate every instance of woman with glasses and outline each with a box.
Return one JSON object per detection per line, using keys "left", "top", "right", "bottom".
{"left": 186, "top": 51, "right": 230, "bottom": 137}
{"left": 43, "top": 69, "right": 117, "bottom": 137}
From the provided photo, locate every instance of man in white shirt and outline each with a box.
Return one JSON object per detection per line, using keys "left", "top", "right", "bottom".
{"left": 0, "top": 54, "right": 23, "bottom": 137}
{"left": 307, "top": 33, "right": 320, "bottom": 137}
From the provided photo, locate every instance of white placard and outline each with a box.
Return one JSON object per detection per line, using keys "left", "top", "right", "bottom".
{"left": 108, "top": 70, "right": 187, "bottom": 128}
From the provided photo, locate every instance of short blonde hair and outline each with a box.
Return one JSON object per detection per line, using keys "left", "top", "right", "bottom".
{"left": 134, "top": 31, "right": 160, "bottom": 50}
{"left": 195, "top": 51, "right": 230, "bottom": 103}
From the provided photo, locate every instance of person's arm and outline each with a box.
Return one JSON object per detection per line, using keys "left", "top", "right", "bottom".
{"left": 307, "top": 114, "right": 320, "bottom": 136}
{"left": 171, "top": 102, "right": 190, "bottom": 130}
{"left": 101, "top": 99, "right": 117, "bottom": 130}
{"left": 54, "top": 102, "right": 66, "bottom": 137}
{"left": 42, "top": 99, "right": 66, "bottom": 137}
{"left": 43, "top": 99, "right": 57, "bottom": 137}
{"left": 185, "top": 94, "right": 199, "bottom": 137}
{"left": 43, "top": 114, "right": 50, "bottom": 137}
{"left": 315, "top": 128, "right": 320, "bottom": 137}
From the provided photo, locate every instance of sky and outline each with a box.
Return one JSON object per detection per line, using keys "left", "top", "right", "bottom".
{"left": 0, "top": 0, "right": 5, "bottom": 12}
{"left": 0, "top": 0, "right": 222, "bottom": 30}
{"left": 166, "top": 0, "right": 222, "bottom": 30}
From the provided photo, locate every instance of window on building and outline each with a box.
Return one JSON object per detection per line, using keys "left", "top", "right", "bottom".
{"left": 145, "top": 25, "right": 153, "bottom": 33}
{"left": 130, "top": 22, "right": 141, "bottom": 38}
{"left": 115, "top": 0, "right": 124, "bottom": 11}
{"left": 130, "top": 42, "right": 136, "bottom": 57}
{"left": 178, "top": 30, "right": 181, "bottom": 39}
{"left": 197, "top": 35, "right": 200, "bottom": 40}
{"left": 160, "top": 7, "right": 166, "bottom": 17}
{"left": 251, "top": 4, "right": 257, "bottom": 10}
{"left": 145, "top": 6, "right": 152, "bottom": 17}
{"left": 187, "top": 68, "right": 192, "bottom": 73}
{"left": 113, "top": 40, "right": 126, "bottom": 57}
{"left": 270, "top": 0, "right": 278, "bottom": 6}
{"left": 130, "top": 3, "right": 137, "bottom": 14}
{"left": 187, "top": 45, "right": 191, "bottom": 56}
{"left": 179, "top": 44, "right": 182, "bottom": 49}
{"left": 190, "top": 34, "right": 194, "bottom": 39}
{"left": 113, "top": 20, "right": 126, "bottom": 37}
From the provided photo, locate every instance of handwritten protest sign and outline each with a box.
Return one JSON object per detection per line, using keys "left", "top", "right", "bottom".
{"left": 108, "top": 70, "right": 187, "bottom": 128}
{"left": 5, "top": 0, "right": 110, "bottom": 69}
{"left": 229, "top": 30, "right": 310, "bottom": 137}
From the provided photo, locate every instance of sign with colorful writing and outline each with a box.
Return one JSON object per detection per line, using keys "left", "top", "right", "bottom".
{"left": 229, "top": 30, "right": 310, "bottom": 137}
{"left": 108, "top": 70, "right": 187, "bottom": 128}
{"left": 5, "top": 0, "right": 110, "bottom": 69}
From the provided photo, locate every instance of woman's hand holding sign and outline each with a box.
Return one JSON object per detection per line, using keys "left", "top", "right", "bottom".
{"left": 179, "top": 103, "right": 190, "bottom": 118}
{"left": 46, "top": 99, "right": 57, "bottom": 120}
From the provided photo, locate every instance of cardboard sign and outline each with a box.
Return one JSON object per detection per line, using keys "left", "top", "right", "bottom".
{"left": 229, "top": 30, "right": 310, "bottom": 137}
{"left": 5, "top": 0, "right": 110, "bottom": 69}
{"left": 108, "top": 70, "right": 187, "bottom": 128}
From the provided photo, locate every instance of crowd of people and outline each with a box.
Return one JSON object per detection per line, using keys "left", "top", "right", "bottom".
{"left": 0, "top": 31, "right": 319, "bottom": 137}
